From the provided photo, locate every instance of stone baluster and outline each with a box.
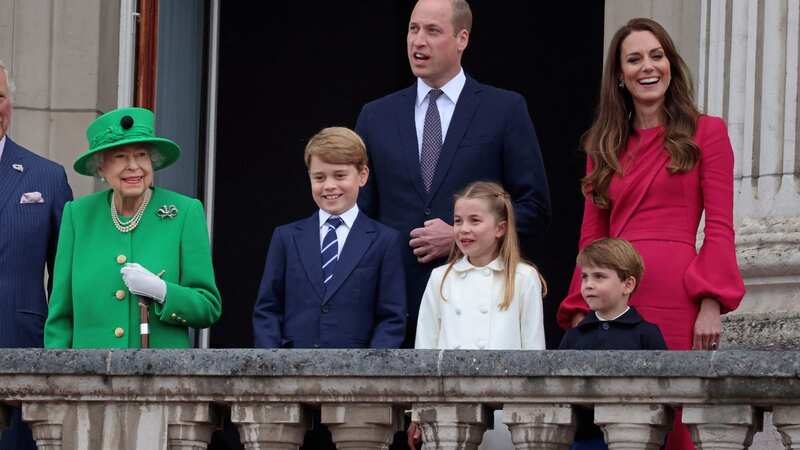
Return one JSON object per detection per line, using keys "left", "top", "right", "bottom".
{"left": 231, "top": 402, "right": 307, "bottom": 450}
{"left": 682, "top": 405, "right": 761, "bottom": 450}
{"left": 412, "top": 403, "right": 488, "bottom": 450}
{"left": 21, "top": 402, "right": 69, "bottom": 450}
{"left": 321, "top": 403, "right": 397, "bottom": 450}
{"left": 594, "top": 404, "right": 672, "bottom": 450}
{"left": 165, "top": 402, "right": 216, "bottom": 450}
{"left": 773, "top": 406, "right": 800, "bottom": 450}
{"left": 502, "top": 403, "right": 575, "bottom": 450}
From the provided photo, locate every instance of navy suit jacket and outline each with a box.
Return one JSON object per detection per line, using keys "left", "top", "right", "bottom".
{"left": 355, "top": 75, "right": 550, "bottom": 340}
{"left": 253, "top": 210, "right": 407, "bottom": 349}
{"left": 0, "top": 137, "right": 72, "bottom": 450}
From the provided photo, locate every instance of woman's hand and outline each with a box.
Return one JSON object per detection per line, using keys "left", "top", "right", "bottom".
{"left": 407, "top": 421, "right": 423, "bottom": 450}
{"left": 571, "top": 312, "right": 586, "bottom": 328}
{"left": 693, "top": 298, "right": 721, "bottom": 350}
{"left": 121, "top": 263, "right": 167, "bottom": 303}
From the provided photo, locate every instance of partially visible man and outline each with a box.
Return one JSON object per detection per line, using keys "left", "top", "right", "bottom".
{"left": 0, "top": 60, "right": 72, "bottom": 450}
{"left": 356, "top": 0, "right": 550, "bottom": 346}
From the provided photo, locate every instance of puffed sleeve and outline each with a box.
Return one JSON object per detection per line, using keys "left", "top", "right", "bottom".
{"left": 683, "top": 116, "right": 745, "bottom": 312}
{"left": 557, "top": 157, "right": 611, "bottom": 329}
{"left": 414, "top": 269, "right": 443, "bottom": 349}
{"left": 44, "top": 201, "right": 75, "bottom": 348}
{"left": 152, "top": 199, "right": 222, "bottom": 327}
{"left": 519, "top": 266, "right": 545, "bottom": 350}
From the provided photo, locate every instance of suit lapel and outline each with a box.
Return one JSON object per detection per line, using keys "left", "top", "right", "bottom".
{"left": 293, "top": 213, "right": 325, "bottom": 301}
{"left": 0, "top": 139, "right": 28, "bottom": 218}
{"left": 397, "top": 85, "right": 428, "bottom": 202}
{"left": 609, "top": 132, "right": 671, "bottom": 237}
{"left": 427, "top": 77, "right": 482, "bottom": 200}
{"left": 322, "top": 212, "right": 375, "bottom": 304}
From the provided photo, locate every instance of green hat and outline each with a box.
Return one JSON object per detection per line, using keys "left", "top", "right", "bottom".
{"left": 74, "top": 107, "right": 181, "bottom": 176}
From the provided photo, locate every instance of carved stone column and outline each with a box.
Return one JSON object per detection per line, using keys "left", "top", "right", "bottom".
{"left": 594, "top": 404, "right": 672, "bottom": 450}
{"left": 165, "top": 402, "right": 216, "bottom": 450}
{"left": 502, "top": 403, "right": 575, "bottom": 450}
{"left": 231, "top": 402, "right": 306, "bottom": 450}
{"left": 412, "top": 403, "right": 488, "bottom": 450}
{"left": 21, "top": 402, "right": 69, "bottom": 450}
{"left": 321, "top": 403, "right": 397, "bottom": 450}
{"left": 698, "top": 0, "right": 800, "bottom": 349}
{"left": 773, "top": 406, "right": 800, "bottom": 450}
{"left": 682, "top": 405, "right": 761, "bottom": 450}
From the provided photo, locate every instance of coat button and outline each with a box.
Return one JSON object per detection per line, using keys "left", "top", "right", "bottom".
{"left": 424, "top": 208, "right": 432, "bottom": 216}
{"left": 314, "top": 343, "right": 320, "bottom": 348}
{"left": 455, "top": 308, "right": 461, "bottom": 315}
{"left": 477, "top": 340, "right": 486, "bottom": 349}
{"left": 601, "top": 322, "right": 610, "bottom": 330}
{"left": 114, "top": 327, "right": 125, "bottom": 338}
{"left": 115, "top": 290, "right": 126, "bottom": 300}
{"left": 116, "top": 254, "right": 127, "bottom": 264}
{"left": 321, "top": 306, "right": 329, "bottom": 313}
{"left": 482, "top": 269, "right": 491, "bottom": 276}
{"left": 479, "top": 306, "right": 489, "bottom": 314}
{"left": 171, "top": 313, "right": 177, "bottom": 319}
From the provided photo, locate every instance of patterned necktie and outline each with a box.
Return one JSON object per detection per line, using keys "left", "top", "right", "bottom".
{"left": 420, "top": 89, "right": 444, "bottom": 192}
{"left": 321, "top": 216, "right": 344, "bottom": 288}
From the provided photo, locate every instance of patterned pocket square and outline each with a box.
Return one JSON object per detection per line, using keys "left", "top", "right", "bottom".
{"left": 20, "top": 192, "right": 44, "bottom": 204}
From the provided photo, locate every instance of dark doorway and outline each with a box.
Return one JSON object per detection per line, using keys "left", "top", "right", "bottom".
{"left": 211, "top": 1, "right": 605, "bottom": 351}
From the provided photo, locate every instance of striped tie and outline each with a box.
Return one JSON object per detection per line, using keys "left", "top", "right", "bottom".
{"left": 321, "top": 216, "right": 344, "bottom": 288}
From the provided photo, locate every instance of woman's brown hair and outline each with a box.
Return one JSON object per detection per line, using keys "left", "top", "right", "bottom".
{"left": 582, "top": 18, "right": 700, "bottom": 209}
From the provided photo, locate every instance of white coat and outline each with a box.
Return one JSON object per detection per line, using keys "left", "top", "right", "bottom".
{"left": 414, "top": 257, "right": 545, "bottom": 350}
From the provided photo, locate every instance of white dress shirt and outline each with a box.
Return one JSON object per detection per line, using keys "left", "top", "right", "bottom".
{"left": 415, "top": 256, "right": 546, "bottom": 350}
{"left": 415, "top": 68, "right": 467, "bottom": 157}
{"left": 0, "top": 135, "right": 6, "bottom": 162}
{"left": 318, "top": 204, "right": 359, "bottom": 257}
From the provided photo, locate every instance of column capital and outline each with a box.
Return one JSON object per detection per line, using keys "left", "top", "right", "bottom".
{"left": 321, "top": 403, "right": 398, "bottom": 450}
{"left": 412, "top": 403, "right": 488, "bottom": 450}
{"left": 502, "top": 404, "right": 575, "bottom": 450}
{"left": 595, "top": 404, "right": 672, "bottom": 450}
{"left": 231, "top": 402, "right": 307, "bottom": 450}
{"left": 683, "top": 405, "right": 761, "bottom": 450}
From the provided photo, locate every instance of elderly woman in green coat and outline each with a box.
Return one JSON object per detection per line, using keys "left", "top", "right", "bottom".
{"left": 45, "top": 107, "right": 221, "bottom": 348}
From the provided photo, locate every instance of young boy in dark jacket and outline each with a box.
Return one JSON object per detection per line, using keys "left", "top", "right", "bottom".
{"left": 559, "top": 238, "right": 667, "bottom": 450}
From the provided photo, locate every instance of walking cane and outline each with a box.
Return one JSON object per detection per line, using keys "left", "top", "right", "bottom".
{"left": 139, "top": 269, "right": 166, "bottom": 349}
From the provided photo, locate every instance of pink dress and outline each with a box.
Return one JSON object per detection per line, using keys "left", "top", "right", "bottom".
{"left": 558, "top": 115, "right": 745, "bottom": 450}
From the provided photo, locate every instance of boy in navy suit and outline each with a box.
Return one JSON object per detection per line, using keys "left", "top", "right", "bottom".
{"left": 253, "top": 127, "right": 407, "bottom": 349}
{"left": 559, "top": 238, "right": 667, "bottom": 450}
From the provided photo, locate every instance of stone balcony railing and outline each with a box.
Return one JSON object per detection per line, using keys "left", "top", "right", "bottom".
{"left": 0, "top": 349, "right": 799, "bottom": 450}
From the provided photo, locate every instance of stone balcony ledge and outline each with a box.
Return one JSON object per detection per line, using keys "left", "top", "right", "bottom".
{"left": 1, "top": 350, "right": 799, "bottom": 449}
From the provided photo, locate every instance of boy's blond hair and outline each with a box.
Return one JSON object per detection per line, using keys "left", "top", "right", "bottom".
{"left": 304, "top": 127, "right": 368, "bottom": 170}
{"left": 576, "top": 238, "right": 644, "bottom": 292}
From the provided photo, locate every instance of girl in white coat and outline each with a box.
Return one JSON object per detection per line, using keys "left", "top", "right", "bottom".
{"left": 414, "top": 181, "right": 546, "bottom": 350}
{"left": 409, "top": 181, "right": 546, "bottom": 450}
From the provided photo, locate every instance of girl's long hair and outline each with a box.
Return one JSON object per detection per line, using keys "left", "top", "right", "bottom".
{"left": 440, "top": 181, "right": 547, "bottom": 310}
{"left": 583, "top": 17, "right": 700, "bottom": 209}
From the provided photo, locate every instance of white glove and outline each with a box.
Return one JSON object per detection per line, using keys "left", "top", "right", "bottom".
{"left": 121, "top": 263, "right": 167, "bottom": 304}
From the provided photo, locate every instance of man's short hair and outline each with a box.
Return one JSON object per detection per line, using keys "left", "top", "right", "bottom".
{"left": 576, "top": 238, "right": 644, "bottom": 288}
{"left": 0, "top": 59, "right": 16, "bottom": 98}
{"left": 451, "top": 0, "right": 473, "bottom": 34}
{"left": 304, "top": 127, "right": 368, "bottom": 170}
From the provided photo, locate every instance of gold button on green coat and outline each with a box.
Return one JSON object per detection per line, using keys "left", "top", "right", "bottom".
{"left": 115, "top": 290, "right": 126, "bottom": 300}
{"left": 44, "top": 188, "right": 222, "bottom": 349}
{"left": 114, "top": 327, "right": 125, "bottom": 338}
{"left": 116, "top": 254, "right": 127, "bottom": 264}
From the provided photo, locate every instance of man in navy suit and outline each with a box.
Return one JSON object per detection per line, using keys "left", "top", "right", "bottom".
{"left": 355, "top": 0, "right": 551, "bottom": 346}
{"left": 253, "top": 127, "right": 406, "bottom": 349}
{"left": 0, "top": 61, "right": 72, "bottom": 450}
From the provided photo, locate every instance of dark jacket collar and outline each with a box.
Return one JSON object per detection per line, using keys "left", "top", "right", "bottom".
{"left": 576, "top": 306, "right": 643, "bottom": 330}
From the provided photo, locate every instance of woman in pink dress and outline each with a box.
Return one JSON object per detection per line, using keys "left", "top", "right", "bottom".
{"left": 557, "top": 18, "right": 745, "bottom": 450}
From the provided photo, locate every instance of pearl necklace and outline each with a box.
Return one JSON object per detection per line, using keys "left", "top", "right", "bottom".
{"left": 110, "top": 189, "right": 152, "bottom": 233}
